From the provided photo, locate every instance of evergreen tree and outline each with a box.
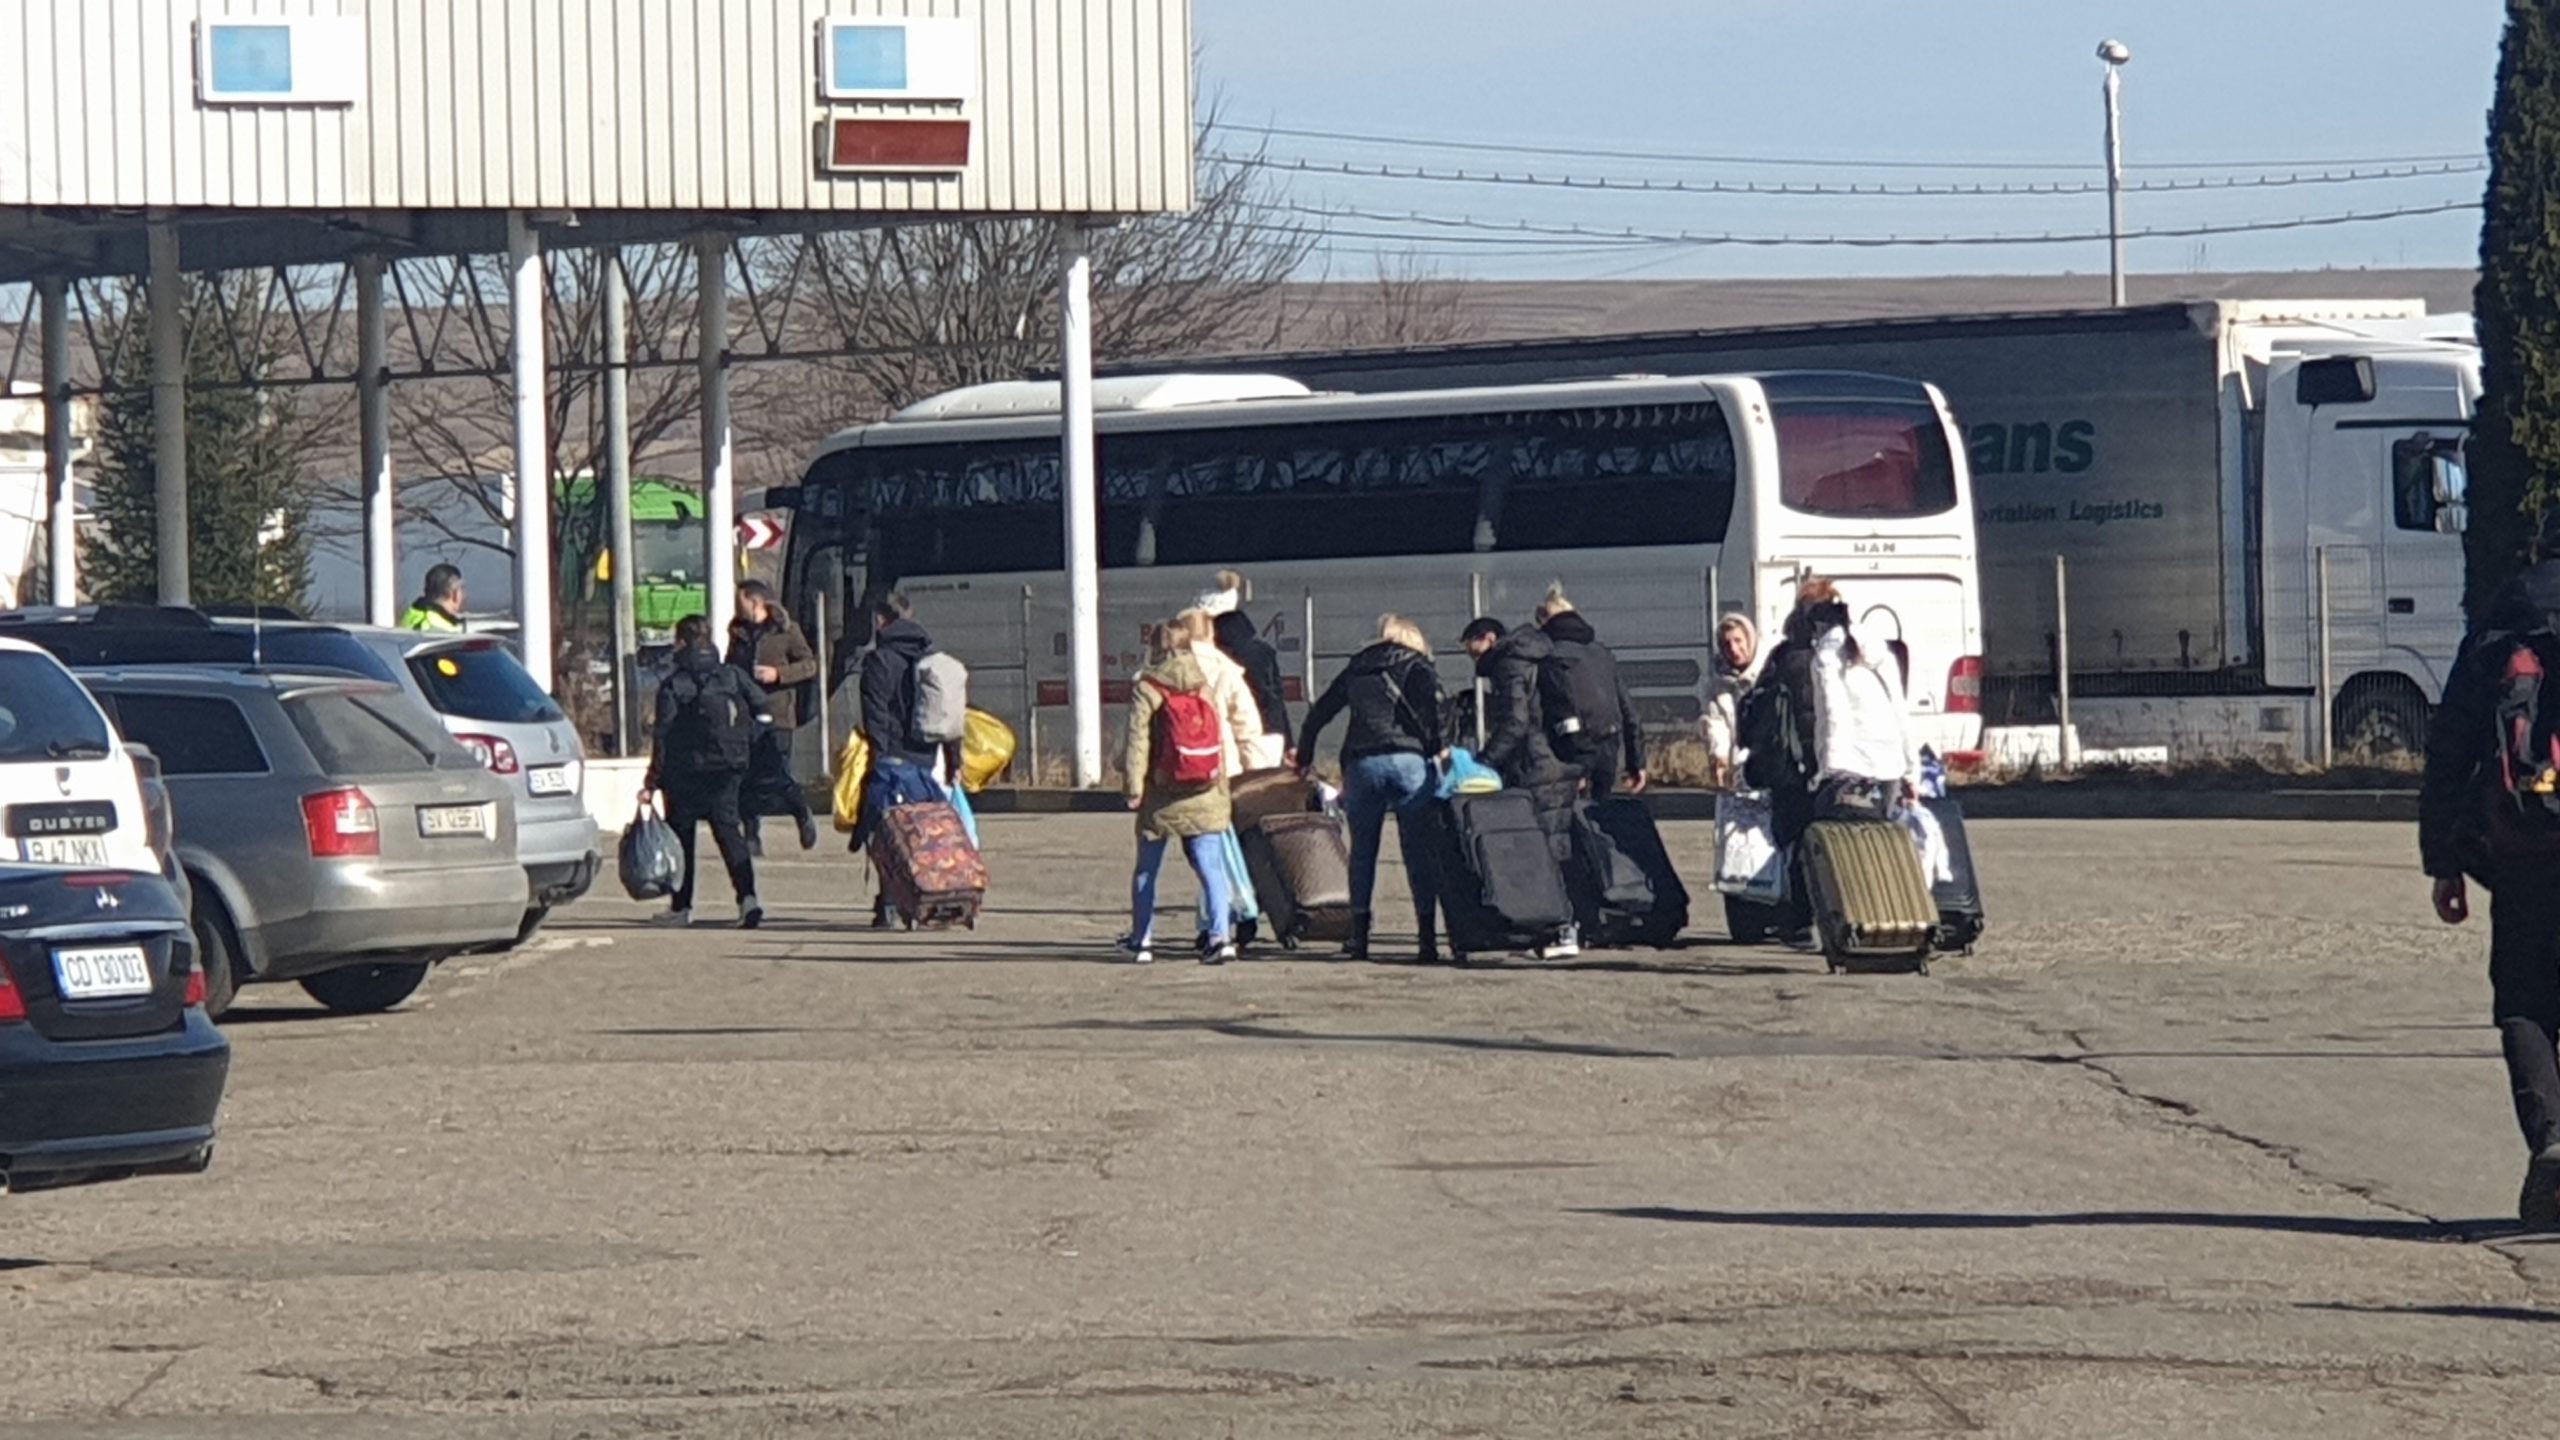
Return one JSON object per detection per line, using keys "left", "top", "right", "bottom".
{"left": 2472, "top": 0, "right": 2560, "bottom": 620}
{"left": 84, "top": 275, "right": 313, "bottom": 610}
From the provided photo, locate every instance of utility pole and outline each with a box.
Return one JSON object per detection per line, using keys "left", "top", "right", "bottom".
{"left": 2099, "top": 39, "right": 2132, "bottom": 307}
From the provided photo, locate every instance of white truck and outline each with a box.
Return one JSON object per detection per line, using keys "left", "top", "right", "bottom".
{"left": 1234, "top": 300, "right": 2480, "bottom": 761}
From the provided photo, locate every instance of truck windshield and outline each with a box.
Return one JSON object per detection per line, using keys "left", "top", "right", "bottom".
{"left": 1771, "top": 400, "right": 1960, "bottom": 519}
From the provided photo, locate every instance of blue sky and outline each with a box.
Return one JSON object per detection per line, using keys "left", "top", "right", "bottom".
{"left": 1192, "top": 0, "right": 2505, "bottom": 280}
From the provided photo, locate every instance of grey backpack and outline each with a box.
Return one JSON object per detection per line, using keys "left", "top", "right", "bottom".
{"left": 912, "top": 651, "right": 970, "bottom": 743}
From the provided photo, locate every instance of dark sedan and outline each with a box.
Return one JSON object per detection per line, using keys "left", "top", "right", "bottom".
{"left": 0, "top": 867, "right": 228, "bottom": 1194}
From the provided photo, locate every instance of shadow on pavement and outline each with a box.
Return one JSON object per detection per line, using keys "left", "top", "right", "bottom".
{"left": 1575, "top": 1206, "right": 2517, "bottom": 1243}
{"left": 1046, "top": 1016, "right": 1676, "bottom": 1060}
{"left": 214, "top": 1005, "right": 355, "bottom": 1027}
{"left": 2299, "top": 1301, "right": 2560, "bottom": 1323}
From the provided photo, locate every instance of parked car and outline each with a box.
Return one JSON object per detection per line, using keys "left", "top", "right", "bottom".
{"left": 0, "top": 637, "right": 162, "bottom": 878}
{"left": 79, "top": 667, "right": 526, "bottom": 1017}
{"left": 0, "top": 608, "right": 600, "bottom": 940}
{"left": 0, "top": 865, "right": 228, "bottom": 1193}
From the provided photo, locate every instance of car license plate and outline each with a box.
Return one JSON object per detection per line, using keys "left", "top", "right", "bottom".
{"left": 20, "top": 836, "right": 111, "bottom": 866}
{"left": 527, "top": 765, "right": 574, "bottom": 797}
{"left": 53, "top": 945, "right": 153, "bottom": 1000}
{"left": 418, "top": 804, "right": 491, "bottom": 839}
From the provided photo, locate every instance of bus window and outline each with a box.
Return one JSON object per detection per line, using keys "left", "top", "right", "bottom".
{"left": 1770, "top": 401, "right": 1959, "bottom": 519}
{"left": 1132, "top": 420, "right": 1486, "bottom": 564}
{"left": 1493, "top": 403, "right": 1735, "bottom": 549}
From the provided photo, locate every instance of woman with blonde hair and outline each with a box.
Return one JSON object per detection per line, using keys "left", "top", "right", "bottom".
{"left": 1295, "top": 614, "right": 1444, "bottom": 960}
{"left": 1121, "top": 612, "right": 1248, "bottom": 965}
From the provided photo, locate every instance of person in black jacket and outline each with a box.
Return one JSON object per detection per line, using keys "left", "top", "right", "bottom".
{"left": 1213, "top": 608, "right": 1292, "bottom": 770}
{"left": 1464, "top": 616, "right": 1586, "bottom": 957}
{"left": 2422, "top": 555, "right": 2560, "bottom": 1229}
{"left": 1534, "top": 585, "right": 1647, "bottom": 798}
{"left": 856, "top": 591, "right": 961, "bottom": 924}
{"left": 644, "top": 615, "right": 772, "bottom": 929}
{"left": 1296, "top": 615, "right": 1443, "bottom": 961}
{"left": 1739, "top": 577, "right": 1838, "bottom": 948}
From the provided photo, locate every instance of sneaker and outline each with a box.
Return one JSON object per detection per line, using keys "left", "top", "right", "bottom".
{"left": 797, "top": 813, "right": 819, "bottom": 851}
{"left": 1542, "top": 926, "right": 1583, "bottom": 961}
{"left": 649, "top": 909, "right": 693, "bottom": 928}
{"left": 2521, "top": 1144, "right": 2560, "bottom": 1230}
{"left": 738, "top": 896, "right": 765, "bottom": 930}
{"left": 1779, "top": 929, "right": 1821, "bottom": 954}
{"left": 1201, "top": 938, "right": 1237, "bottom": 966}
{"left": 1118, "top": 934, "right": 1155, "bottom": 965}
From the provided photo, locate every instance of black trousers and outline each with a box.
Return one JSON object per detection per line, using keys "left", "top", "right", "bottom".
{"left": 2489, "top": 872, "right": 2560, "bottom": 1153}
{"left": 742, "top": 727, "right": 813, "bottom": 824}
{"left": 665, "top": 771, "right": 756, "bottom": 913}
{"left": 1567, "top": 732, "right": 1628, "bottom": 799}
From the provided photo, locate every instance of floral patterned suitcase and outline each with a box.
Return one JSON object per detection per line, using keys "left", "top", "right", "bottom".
{"left": 867, "top": 800, "right": 988, "bottom": 930}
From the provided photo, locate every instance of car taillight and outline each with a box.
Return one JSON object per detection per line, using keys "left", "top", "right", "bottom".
{"left": 455, "top": 734, "right": 521, "bottom": 774}
{"left": 0, "top": 962, "right": 23, "bottom": 1023}
{"left": 301, "top": 788, "right": 380, "bottom": 858}
{"left": 183, "top": 965, "right": 207, "bottom": 1008}
{"left": 1946, "top": 655, "right": 1983, "bottom": 715}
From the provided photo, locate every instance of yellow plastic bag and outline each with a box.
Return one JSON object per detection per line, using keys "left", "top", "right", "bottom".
{"left": 960, "top": 708, "right": 1018, "bottom": 793}
{"left": 832, "top": 730, "right": 873, "bottom": 834}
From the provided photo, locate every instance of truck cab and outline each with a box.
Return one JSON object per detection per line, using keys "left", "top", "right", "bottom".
{"left": 2255, "top": 337, "right": 2477, "bottom": 754}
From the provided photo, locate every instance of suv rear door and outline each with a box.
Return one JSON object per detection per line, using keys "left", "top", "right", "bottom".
{"left": 0, "top": 648, "right": 156, "bottom": 874}
{"left": 96, "top": 686, "right": 311, "bottom": 937}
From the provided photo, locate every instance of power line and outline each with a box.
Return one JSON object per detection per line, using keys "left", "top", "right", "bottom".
{"left": 1268, "top": 198, "right": 2483, "bottom": 250}
{"left": 1213, "top": 151, "right": 2486, "bottom": 199}
{"left": 1211, "top": 120, "right": 2482, "bottom": 175}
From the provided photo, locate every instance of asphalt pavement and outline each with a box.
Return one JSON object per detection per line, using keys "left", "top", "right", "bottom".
{"left": 5, "top": 814, "right": 2554, "bottom": 1438}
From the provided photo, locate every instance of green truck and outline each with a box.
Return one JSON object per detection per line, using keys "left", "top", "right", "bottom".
{"left": 560, "top": 477, "right": 708, "bottom": 647}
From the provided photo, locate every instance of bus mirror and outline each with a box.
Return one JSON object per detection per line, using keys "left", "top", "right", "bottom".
{"left": 2437, "top": 502, "right": 2468, "bottom": 536}
{"left": 2430, "top": 453, "right": 2468, "bottom": 508}
{"left": 760, "top": 485, "right": 803, "bottom": 511}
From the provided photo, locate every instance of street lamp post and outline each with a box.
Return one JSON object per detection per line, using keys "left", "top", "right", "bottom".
{"left": 2099, "top": 39, "right": 2132, "bottom": 307}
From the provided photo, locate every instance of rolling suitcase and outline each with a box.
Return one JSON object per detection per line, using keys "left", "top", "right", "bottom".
{"left": 1242, "top": 812, "right": 1357, "bottom": 949}
{"left": 868, "top": 800, "right": 989, "bottom": 930}
{"left": 1231, "top": 768, "right": 1321, "bottom": 833}
{"left": 1570, "top": 797, "right": 1690, "bottom": 948}
{"left": 1800, "top": 817, "right": 1935, "bottom": 974}
{"left": 1430, "top": 791, "right": 1574, "bottom": 962}
{"left": 1923, "top": 796, "right": 1986, "bottom": 953}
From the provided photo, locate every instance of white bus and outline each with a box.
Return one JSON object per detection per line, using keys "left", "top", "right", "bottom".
{"left": 773, "top": 371, "right": 1985, "bottom": 774}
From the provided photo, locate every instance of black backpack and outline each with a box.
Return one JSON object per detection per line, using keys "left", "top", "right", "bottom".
{"left": 1739, "top": 674, "right": 1810, "bottom": 793}
{"left": 1538, "top": 639, "right": 1622, "bottom": 744}
{"left": 662, "top": 666, "right": 757, "bottom": 774}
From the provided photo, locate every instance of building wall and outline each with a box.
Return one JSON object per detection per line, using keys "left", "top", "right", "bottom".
{"left": 0, "top": 0, "right": 1192, "bottom": 215}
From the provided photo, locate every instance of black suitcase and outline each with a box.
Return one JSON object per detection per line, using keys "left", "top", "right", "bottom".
{"left": 1429, "top": 792, "right": 1575, "bottom": 962}
{"left": 1924, "top": 796, "right": 1986, "bottom": 953}
{"left": 1243, "top": 812, "right": 1359, "bottom": 949}
{"left": 1570, "top": 797, "right": 1690, "bottom": 948}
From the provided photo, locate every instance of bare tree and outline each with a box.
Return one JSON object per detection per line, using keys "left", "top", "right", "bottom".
{"left": 1302, "top": 250, "right": 1486, "bottom": 351}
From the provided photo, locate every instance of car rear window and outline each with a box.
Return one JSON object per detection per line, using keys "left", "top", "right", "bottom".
{"left": 285, "top": 691, "right": 465, "bottom": 775}
{"left": 104, "top": 693, "right": 271, "bottom": 776}
{"left": 0, "top": 651, "right": 115, "bottom": 762}
{"left": 407, "top": 642, "right": 563, "bottom": 724}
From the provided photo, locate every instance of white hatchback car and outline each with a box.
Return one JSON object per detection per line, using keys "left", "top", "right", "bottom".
{"left": 0, "top": 638, "right": 159, "bottom": 876}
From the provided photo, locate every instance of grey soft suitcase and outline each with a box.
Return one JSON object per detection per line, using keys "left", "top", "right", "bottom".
{"left": 1800, "top": 817, "right": 1936, "bottom": 974}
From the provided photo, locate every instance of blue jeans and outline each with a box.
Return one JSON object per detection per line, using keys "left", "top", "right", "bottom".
{"left": 1132, "top": 832, "right": 1232, "bottom": 946}
{"left": 1343, "top": 752, "right": 1438, "bottom": 933}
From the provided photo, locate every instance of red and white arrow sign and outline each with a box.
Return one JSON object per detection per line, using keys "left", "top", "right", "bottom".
{"left": 736, "top": 514, "right": 785, "bottom": 550}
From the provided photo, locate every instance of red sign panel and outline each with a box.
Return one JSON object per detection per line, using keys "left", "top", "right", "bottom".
{"left": 824, "top": 118, "right": 971, "bottom": 171}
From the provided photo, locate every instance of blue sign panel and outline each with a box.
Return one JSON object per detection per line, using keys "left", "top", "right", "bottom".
{"left": 206, "top": 24, "right": 295, "bottom": 95}
{"left": 831, "top": 25, "right": 908, "bottom": 94}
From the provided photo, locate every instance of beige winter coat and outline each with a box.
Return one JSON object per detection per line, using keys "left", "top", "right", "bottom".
{"left": 1189, "top": 640, "right": 1266, "bottom": 779}
{"left": 1123, "top": 651, "right": 1235, "bottom": 840}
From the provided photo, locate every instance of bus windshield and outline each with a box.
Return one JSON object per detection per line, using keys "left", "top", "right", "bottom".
{"left": 1770, "top": 399, "right": 1960, "bottom": 520}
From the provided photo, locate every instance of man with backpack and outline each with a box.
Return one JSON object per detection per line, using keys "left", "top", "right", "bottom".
{"left": 726, "top": 581, "right": 821, "bottom": 853}
{"left": 2423, "top": 552, "right": 2560, "bottom": 1229}
{"left": 1534, "top": 583, "right": 1647, "bottom": 798}
{"left": 643, "top": 614, "right": 772, "bottom": 929}
{"left": 858, "top": 591, "right": 970, "bottom": 926}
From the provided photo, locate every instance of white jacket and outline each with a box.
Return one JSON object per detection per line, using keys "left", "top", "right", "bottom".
{"left": 1812, "top": 623, "right": 1916, "bottom": 786}
{"left": 1190, "top": 641, "right": 1265, "bottom": 780}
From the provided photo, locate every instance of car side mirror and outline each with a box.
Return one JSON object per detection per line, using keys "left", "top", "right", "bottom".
{"left": 2436, "top": 502, "right": 2468, "bottom": 536}
{"left": 2431, "top": 453, "right": 2468, "bottom": 508}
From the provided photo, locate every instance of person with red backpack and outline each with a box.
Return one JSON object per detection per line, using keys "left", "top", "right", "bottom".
{"left": 2423, "top": 555, "right": 2560, "bottom": 1229}
{"left": 1120, "top": 622, "right": 1243, "bottom": 964}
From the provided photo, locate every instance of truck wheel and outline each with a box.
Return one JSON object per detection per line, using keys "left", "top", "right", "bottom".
{"left": 299, "top": 961, "right": 430, "bottom": 1015}
{"left": 2334, "top": 682, "right": 2429, "bottom": 760}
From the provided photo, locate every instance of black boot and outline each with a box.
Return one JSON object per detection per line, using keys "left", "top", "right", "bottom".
{"left": 1417, "top": 906, "right": 1443, "bottom": 966}
{"left": 1341, "top": 912, "right": 1371, "bottom": 961}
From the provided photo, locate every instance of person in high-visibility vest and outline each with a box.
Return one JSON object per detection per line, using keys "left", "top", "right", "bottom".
{"left": 399, "top": 564, "right": 467, "bottom": 632}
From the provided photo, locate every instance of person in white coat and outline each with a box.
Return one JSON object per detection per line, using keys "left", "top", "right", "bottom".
{"left": 1701, "top": 613, "right": 1763, "bottom": 790}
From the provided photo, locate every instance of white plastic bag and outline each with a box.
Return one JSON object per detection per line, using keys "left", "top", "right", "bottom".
{"left": 1712, "top": 790, "right": 1785, "bottom": 902}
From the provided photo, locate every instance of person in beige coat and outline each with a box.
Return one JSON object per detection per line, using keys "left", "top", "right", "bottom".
{"left": 1121, "top": 631, "right": 1241, "bottom": 966}
{"left": 1176, "top": 607, "right": 1265, "bottom": 780}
